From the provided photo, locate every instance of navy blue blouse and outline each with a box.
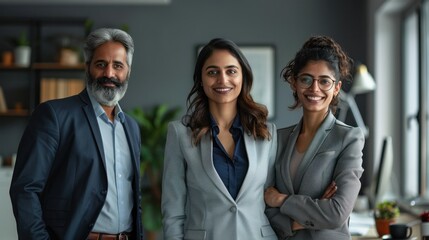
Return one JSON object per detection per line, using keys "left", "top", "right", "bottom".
{"left": 211, "top": 115, "right": 249, "bottom": 200}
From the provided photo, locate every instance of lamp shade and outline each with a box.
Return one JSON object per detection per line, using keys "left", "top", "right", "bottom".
{"left": 351, "top": 64, "right": 376, "bottom": 95}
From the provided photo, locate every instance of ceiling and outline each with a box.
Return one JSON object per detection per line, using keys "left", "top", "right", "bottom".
{"left": 0, "top": 0, "right": 170, "bottom": 4}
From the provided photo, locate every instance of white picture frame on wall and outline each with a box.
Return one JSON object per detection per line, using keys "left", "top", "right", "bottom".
{"left": 240, "top": 46, "right": 275, "bottom": 119}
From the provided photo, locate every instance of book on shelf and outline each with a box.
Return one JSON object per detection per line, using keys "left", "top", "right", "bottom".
{"left": 40, "top": 78, "right": 85, "bottom": 103}
{"left": 0, "top": 86, "right": 7, "bottom": 112}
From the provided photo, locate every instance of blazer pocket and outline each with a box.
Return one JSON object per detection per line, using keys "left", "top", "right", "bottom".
{"left": 43, "top": 197, "right": 69, "bottom": 227}
{"left": 260, "top": 224, "right": 276, "bottom": 237}
{"left": 184, "top": 229, "right": 206, "bottom": 240}
{"left": 314, "top": 150, "right": 336, "bottom": 158}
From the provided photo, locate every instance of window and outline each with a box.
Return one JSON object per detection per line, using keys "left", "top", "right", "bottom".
{"left": 423, "top": 0, "right": 429, "bottom": 198}
{"left": 401, "top": 0, "right": 429, "bottom": 200}
{"left": 373, "top": 0, "right": 429, "bottom": 204}
{"left": 403, "top": 8, "right": 420, "bottom": 199}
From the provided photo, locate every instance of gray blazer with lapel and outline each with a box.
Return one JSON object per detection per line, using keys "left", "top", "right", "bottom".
{"left": 162, "top": 120, "right": 278, "bottom": 240}
{"left": 266, "top": 112, "right": 364, "bottom": 240}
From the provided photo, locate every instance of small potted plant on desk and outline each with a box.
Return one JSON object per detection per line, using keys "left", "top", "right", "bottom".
{"left": 374, "top": 200, "right": 400, "bottom": 237}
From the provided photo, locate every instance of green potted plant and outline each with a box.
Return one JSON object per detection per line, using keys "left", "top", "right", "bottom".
{"left": 14, "top": 31, "right": 31, "bottom": 67}
{"left": 374, "top": 200, "right": 400, "bottom": 237}
{"left": 128, "top": 104, "right": 181, "bottom": 240}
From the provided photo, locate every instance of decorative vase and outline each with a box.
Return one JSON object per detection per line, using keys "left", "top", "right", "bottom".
{"left": 375, "top": 218, "right": 395, "bottom": 237}
{"left": 59, "top": 48, "right": 79, "bottom": 65}
{"left": 2, "top": 51, "right": 13, "bottom": 66}
{"left": 14, "top": 46, "right": 31, "bottom": 67}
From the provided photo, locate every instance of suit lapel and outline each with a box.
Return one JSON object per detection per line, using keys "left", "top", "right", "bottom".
{"left": 281, "top": 123, "right": 301, "bottom": 194}
{"left": 121, "top": 118, "right": 140, "bottom": 175}
{"left": 293, "top": 112, "right": 336, "bottom": 192}
{"left": 235, "top": 133, "right": 256, "bottom": 201}
{"left": 200, "top": 133, "right": 235, "bottom": 202}
{"left": 79, "top": 90, "right": 106, "bottom": 168}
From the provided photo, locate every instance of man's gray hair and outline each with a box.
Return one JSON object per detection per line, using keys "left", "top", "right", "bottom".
{"left": 83, "top": 28, "right": 134, "bottom": 67}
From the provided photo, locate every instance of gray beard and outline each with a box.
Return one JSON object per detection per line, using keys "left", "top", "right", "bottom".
{"left": 86, "top": 72, "right": 129, "bottom": 107}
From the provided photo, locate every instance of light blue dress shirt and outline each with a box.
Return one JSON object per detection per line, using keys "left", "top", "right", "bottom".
{"left": 88, "top": 91, "right": 134, "bottom": 234}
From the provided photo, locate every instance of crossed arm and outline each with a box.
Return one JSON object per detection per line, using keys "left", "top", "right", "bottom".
{"left": 264, "top": 181, "right": 337, "bottom": 231}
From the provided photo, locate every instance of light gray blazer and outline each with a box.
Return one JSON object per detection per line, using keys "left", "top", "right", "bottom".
{"left": 162, "top": 120, "right": 278, "bottom": 240}
{"left": 266, "top": 112, "right": 364, "bottom": 240}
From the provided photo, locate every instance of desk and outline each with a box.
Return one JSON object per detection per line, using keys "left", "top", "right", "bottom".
{"left": 352, "top": 213, "right": 421, "bottom": 239}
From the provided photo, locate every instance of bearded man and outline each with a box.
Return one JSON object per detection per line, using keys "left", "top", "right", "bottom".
{"left": 10, "top": 28, "right": 143, "bottom": 240}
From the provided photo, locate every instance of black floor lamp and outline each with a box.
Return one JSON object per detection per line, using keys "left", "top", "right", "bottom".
{"left": 338, "top": 64, "right": 376, "bottom": 137}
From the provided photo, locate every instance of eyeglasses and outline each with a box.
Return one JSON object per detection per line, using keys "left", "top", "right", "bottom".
{"left": 296, "top": 74, "right": 336, "bottom": 91}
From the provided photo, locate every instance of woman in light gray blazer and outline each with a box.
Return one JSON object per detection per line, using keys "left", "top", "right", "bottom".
{"left": 264, "top": 36, "right": 365, "bottom": 240}
{"left": 162, "top": 38, "right": 278, "bottom": 240}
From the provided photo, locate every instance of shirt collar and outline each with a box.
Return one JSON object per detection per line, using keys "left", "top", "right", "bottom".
{"left": 87, "top": 88, "right": 125, "bottom": 123}
{"left": 210, "top": 114, "right": 243, "bottom": 135}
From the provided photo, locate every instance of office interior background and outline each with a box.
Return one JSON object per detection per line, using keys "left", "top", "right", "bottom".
{"left": 0, "top": 0, "right": 428, "bottom": 238}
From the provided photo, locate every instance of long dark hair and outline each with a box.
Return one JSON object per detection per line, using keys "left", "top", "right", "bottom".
{"left": 281, "top": 35, "right": 353, "bottom": 113}
{"left": 183, "top": 38, "right": 270, "bottom": 145}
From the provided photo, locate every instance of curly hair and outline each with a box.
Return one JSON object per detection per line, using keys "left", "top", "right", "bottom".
{"left": 281, "top": 35, "right": 353, "bottom": 113}
{"left": 182, "top": 38, "right": 271, "bottom": 145}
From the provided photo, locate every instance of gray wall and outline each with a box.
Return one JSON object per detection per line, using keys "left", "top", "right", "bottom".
{"left": 0, "top": 0, "right": 368, "bottom": 154}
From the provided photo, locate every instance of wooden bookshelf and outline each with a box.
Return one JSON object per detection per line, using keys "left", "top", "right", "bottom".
{"left": 0, "top": 109, "right": 30, "bottom": 117}
{"left": 0, "top": 17, "right": 87, "bottom": 157}
{"left": 32, "top": 62, "right": 85, "bottom": 70}
{"left": 0, "top": 64, "right": 30, "bottom": 70}
{"left": 0, "top": 63, "right": 85, "bottom": 70}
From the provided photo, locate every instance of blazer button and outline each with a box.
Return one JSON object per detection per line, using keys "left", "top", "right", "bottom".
{"left": 229, "top": 206, "right": 237, "bottom": 212}
{"left": 101, "top": 190, "right": 107, "bottom": 195}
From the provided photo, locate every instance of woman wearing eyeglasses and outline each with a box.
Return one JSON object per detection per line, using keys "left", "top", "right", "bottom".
{"left": 264, "top": 35, "right": 365, "bottom": 240}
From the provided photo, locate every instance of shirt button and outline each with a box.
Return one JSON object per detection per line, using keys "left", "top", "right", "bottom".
{"left": 230, "top": 206, "right": 237, "bottom": 212}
